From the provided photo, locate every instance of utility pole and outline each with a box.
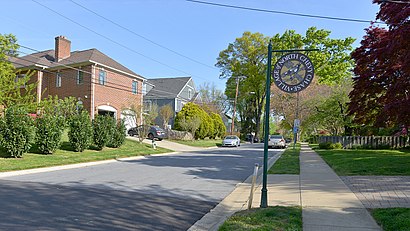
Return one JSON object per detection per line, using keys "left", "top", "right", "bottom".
{"left": 230, "top": 76, "right": 245, "bottom": 135}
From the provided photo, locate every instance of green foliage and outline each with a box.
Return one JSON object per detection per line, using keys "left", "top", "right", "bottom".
{"left": 217, "top": 28, "right": 355, "bottom": 140}
{"left": 93, "top": 115, "right": 116, "bottom": 150}
{"left": 210, "top": 113, "right": 226, "bottom": 139}
{"left": 0, "top": 106, "right": 35, "bottom": 158}
{"left": 68, "top": 111, "right": 93, "bottom": 152}
{"left": 371, "top": 208, "right": 410, "bottom": 231}
{"left": 318, "top": 142, "right": 342, "bottom": 149}
{"left": 0, "top": 34, "right": 37, "bottom": 109}
{"left": 315, "top": 148, "right": 410, "bottom": 175}
{"left": 35, "top": 114, "right": 64, "bottom": 154}
{"left": 39, "top": 96, "right": 78, "bottom": 127}
{"left": 219, "top": 206, "right": 302, "bottom": 231}
{"left": 108, "top": 119, "right": 126, "bottom": 148}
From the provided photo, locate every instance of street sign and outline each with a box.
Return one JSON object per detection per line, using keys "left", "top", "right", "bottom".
{"left": 272, "top": 53, "right": 315, "bottom": 93}
{"left": 294, "top": 119, "right": 300, "bottom": 129}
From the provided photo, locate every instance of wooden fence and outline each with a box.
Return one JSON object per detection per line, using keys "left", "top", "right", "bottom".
{"left": 318, "top": 136, "right": 409, "bottom": 149}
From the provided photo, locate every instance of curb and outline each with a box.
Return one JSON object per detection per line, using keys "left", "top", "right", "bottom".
{"left": 0, "top": 151, "right": 180, "bottom": 178}
{"left": 188, "top": 151, "right": 283, "bottom": 231}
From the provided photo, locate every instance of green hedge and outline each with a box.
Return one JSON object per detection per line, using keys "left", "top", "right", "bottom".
{"left": 0, "top": 106, "right": 35, "bottom": 158}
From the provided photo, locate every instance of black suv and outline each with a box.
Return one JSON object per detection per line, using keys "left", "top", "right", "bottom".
{"left": 128, "top": 125, "right": 166, "bottom": 141}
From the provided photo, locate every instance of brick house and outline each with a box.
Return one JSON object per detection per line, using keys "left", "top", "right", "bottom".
{"left": 10, "top": 36, "right": 145, "bottom": 128}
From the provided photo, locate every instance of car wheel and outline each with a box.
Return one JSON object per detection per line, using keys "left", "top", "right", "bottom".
{"left": 148, "top": 133, "right": 154, "bottom": 140}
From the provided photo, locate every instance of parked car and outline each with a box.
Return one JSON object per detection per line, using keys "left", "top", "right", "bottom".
{"left": 222, "top": 135, "right": 241, "bottom": 147}
{"left": 128, "top": 125, "right": 166, "bottom": 141}
{"left": 268, "top": 135, "right": 286, "bottom": 148}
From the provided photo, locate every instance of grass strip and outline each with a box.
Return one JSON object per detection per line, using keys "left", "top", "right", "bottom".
{"left": 219, "top": 206, "right": 302, "bottom": 231}
{"left": 371, "top": 208, "right": 410, "bottom": 231}
{"left": 268, "top": 143, "right": 300, "bottom": 174}
{"left": 0, "top": 139, "right": 171, "bottom": 172}
{"left": 313, "top": 147, "right": 410, "bottom": 176}
{"left": 170, "top": 139, "right": 222, "bottom": 147}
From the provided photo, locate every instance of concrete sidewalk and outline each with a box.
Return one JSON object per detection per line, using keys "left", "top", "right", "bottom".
{"left": 299, "top": 144, "right": 380, "bottom": 231}
{"left": 190, "top": 144, "right": 382, "bottom": 231}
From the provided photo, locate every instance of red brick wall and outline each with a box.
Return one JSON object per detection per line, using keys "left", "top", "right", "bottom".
{"left": 94, "top": 66, "right": 142, "bottom": 119}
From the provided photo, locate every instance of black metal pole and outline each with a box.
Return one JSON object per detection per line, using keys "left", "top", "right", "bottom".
{"left": 260, "top": 41, "right": 272, "bottom": 208}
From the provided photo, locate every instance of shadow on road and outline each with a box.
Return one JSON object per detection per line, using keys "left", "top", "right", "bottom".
{"left": 0, "top": 179, "right": 215, "bottom": 230}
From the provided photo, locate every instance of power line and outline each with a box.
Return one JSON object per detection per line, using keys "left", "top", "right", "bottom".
{"left": 31, "top": 0, "right": 193, "bottom": 77}
{"left": 379, "top": 0, "right": 410, "bottom": 3}
{"left": 186, "top": 0, "right": 387, "bottom": 24}
{"left": 16, "top": 44, "right": 194, "bottom": 98}
{"left": 11, "top": 47, "right": 190, "bottom": 98}
{"left": 68, "top": 0, "right": 216, "bottom": 70}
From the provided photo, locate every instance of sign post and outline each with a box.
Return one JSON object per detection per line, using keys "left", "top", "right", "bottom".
{"left": 260, "top": 47, "right": 317, "bottom": 208}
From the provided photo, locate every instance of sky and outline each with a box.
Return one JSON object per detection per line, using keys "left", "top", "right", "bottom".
{"left": 2, "top": 0, "right": 381, "bottom": 91}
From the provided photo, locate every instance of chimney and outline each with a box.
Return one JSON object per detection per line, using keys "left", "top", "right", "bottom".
{"left": 55, "top": 36, "right": 71, "bottom": 62}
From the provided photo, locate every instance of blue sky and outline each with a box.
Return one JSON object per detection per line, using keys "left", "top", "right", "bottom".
{"left": 2, "top": 0, "right": 381, "bottom": 91}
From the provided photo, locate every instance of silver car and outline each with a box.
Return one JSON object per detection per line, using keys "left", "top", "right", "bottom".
{"left": 222, "top": 135, "right": 241, "bottom": 147}
{"left": 268, "top": 135, "right": 286, "bottom": 148}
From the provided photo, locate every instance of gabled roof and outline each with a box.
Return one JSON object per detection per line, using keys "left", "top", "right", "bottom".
{"left": 10, "top": 48, "right": 143, "bottom": 79}
{"left": 145, "top": 76, "right": 192, "bottom": 99}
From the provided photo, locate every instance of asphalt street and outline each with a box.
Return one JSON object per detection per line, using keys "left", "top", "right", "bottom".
{"left": 0, "top": 143, "right": 282, "bottom": 230}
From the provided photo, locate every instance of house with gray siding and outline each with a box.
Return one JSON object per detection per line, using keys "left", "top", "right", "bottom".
{"left": 143, "top": 76, "right": 200, "bottom": 128}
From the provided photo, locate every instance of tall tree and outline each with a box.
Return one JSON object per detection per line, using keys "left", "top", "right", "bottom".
{"left": 0, "top": 33, "right": 37, "bottom": 109}
{"left": 349, "top": 1, "right": 410, "bottom": 129}
{"left": 217, "top": 28, "right": 355, "bottom": 139}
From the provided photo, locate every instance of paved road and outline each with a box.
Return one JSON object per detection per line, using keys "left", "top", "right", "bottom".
{"left": 0, "top": 143, "right": 282, "bottom": 230}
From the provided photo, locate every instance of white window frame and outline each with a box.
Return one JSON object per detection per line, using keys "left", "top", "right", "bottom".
{"left": 132, "top": 81, "right": 138, "bottom": 94}
{"left": 77, "top": 68, "right": 84, "bottom": 85}
{"left": 99, "top": 68, "right": 106, "bottom": 85}
{"left": 56, "top": 73, "right": 62, "bottom": 88}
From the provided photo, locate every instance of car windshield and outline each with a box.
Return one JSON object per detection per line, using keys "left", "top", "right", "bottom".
{"left": 270, "top": 135, "right": 283, "bottom": 139}
{"left": 225, "top": 136, "right": 237, "bottom": 139}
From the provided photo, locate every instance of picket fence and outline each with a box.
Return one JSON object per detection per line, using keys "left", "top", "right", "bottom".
{"left": 318, "top": 136, "right": 409, "bottom": 149}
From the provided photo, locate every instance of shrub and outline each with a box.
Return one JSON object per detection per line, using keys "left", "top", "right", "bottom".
{"left": 35, "top": 114, "right": 64, "bottom": 154}
{"left": 209, "top": 113, "right": 226, "bottom": 139}
{"left": 68, "top": 111, "right": 93, "bottom": 152}
{"left": 93, "top": 115, "right": 116, "bottom": 150}
{"left": 319, "top": 142, "right": 343, "bottom": 149}
{"left": 108, "top": 119, "right": 126, "bottom": 148}
{"left": 0, "top": 106, "right": 35, "bottom": 158}
{"left": 175, "top": 102, "right": 210, "bottom": 139}
{"left": 330, "top": 142, "right": 343, "bottom": 149}
{"left": 319, "top": 142, "right": 332, "bottom": 149}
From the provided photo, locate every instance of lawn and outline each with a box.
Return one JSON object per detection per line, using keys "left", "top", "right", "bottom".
{"left": 371, "top": 208, "right": 410, "bottom": 231}
{"left": 0, "top": 139, "right": 171, "bottom": 172}
{"left": 219, "top": 206, "right": 302, "bottom": 231}
{"left": 170, "top": 138, "right": 222, "bottom": 147}
{"left": 268, "top": 144, "right": 300, "bottom": 175}
{"left": 312, "top": 147, "right": 410, "bottom": 176}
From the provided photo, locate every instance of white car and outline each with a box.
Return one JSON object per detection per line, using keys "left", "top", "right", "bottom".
{"left": 222, "top": 135, "right": 241, "bottom": 147}
{"left": 268, "top": 135, "right": 286, "bottom": 148}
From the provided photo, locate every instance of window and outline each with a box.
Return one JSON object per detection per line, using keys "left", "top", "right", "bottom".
{"left": 132, "top": 81, "right": 138, "bottom": 94}
{"left": 56, "top": 73, "right": 61, "bottom": 87}
{"left": 99, "top": 69, "right": 106, "bottom": 85}
{"left": 77, "top": 69, "right": 84, "bottom": 85}
{"left": 15, "top": 74, "right": 26, "bottom": 88}
{"left": 188, "top": 89, "right": 192, "bottom": 99}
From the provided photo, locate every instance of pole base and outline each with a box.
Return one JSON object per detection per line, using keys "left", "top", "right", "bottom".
{"left": 260, "top": 188, "right": 268, "bottom": 208}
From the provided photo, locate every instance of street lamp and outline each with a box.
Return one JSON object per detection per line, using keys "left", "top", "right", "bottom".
{"left": 230, "top": 76, "right": 246, "bottom": 135}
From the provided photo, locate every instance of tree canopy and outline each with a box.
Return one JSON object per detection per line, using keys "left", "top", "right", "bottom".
{"left": 216, "top": 27, "right": 355, "bottom": 139}
{"left": 349, "top": 1, "right": 410, "bottom": 128}
{"left": 0, "top": 33, "right": 37, "bottom": 109}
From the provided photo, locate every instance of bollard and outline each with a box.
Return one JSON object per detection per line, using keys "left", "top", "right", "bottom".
{"left": 248, "top": 163, "right": 259, "bottom": 210}
{"left": 152, "top": 139, "right": 157, "bottom": 149}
